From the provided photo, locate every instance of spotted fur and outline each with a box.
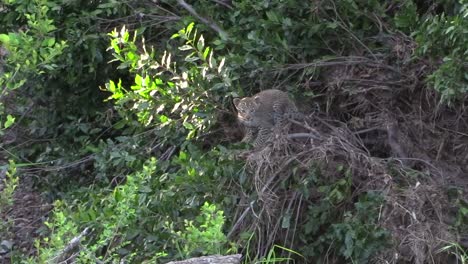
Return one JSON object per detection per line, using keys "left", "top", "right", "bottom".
{"left": 233, "top": 89, "right": 303, "bottom": 148}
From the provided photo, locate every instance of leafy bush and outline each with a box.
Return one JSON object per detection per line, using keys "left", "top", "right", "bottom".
{"left": 198, "top": 0, "right": 394, "bottom": 93}
{"left": 0, "top": 0, "right": 156, "bottom": 198}
{"left": 300, "top": 174, "right": 389, "bottom": 263}
{"left": 0, "top": 160, "right": 17, "bottom": 212}
{"left": 105, "top": 22, "right": 233, "bottom": 141}
{"left": 329, "top": 192, "right": 389, "bottom": 263}
{"left": 0, "top": 160, "right": 18, "bottom": 238}
{"left": 169, "top": 202, "right": 230, "bottom": 257}
{"left": 413, "top": 0, "right": 468, "bottom": 101}
{"left": 0, "top": 0, "right": 67, "bottom": 91}
{"left": 34, "top": 143, "right": 241, "bottom": 262}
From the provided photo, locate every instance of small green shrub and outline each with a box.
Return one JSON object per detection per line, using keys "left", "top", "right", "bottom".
{"left": 0, "top": 160, "right": 18, "bottom": 240}
{"left": 300, "top": 174, "right": 389, "bottom": 263}
{"left": 0, "top": 0, "right": 67, "bottom": 90}
{"left": 394, "top": 1, "right": 419, "bottom": 32}
{"left": 329, "top": 192, "right": 389, "bottom": 263}
{"left": 0, "top": 0, "right": 67, "bottom": 133}
{"left": 0, "top": 160, "right": 18, "bottom": 213}
{"left": 0, "top": 0, "right": 131, "bottom": 193}
{"left": 34, "top": 205, "right": 80, "bottom": 264}
{"left": 413, "top": 0, "right": 468, "bottom": 102}
{"left": 33, "top": 142, "right": 242, "bottom": 262}
{"left": 169, "top": 202, "right": 230, "bottom": 258}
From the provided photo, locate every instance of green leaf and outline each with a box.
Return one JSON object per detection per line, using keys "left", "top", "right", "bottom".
{"left": 266, "top": 11, "right": 279, "bottom": 23}
{"left": 111, "top": 39, "right": 121, "bottom": 54}
{"left": 203, "top": 47, "right": 210, "bottom": 60}
{"left": 185, "top": 56, "right": 200, "bottom": 62}
{"left": 183, "top": 122, "right": 194, "bottom": 130}
{"left": 4, "top": 115, "right": 15, "bottom": 129}
{"left": 460, "top": 206, "right": 468, "bottom": 215}
{"left": 0, "top": 34, "right": 10, "bottom": 44}
{"left": 327, "top": 21, "right": 339, "bottom": 29}
{"left": 140, "top": 186, "right": 152, "bottom": 193}
{"left": 42, "top": 64, "right": 55, "bottom": 71}
{"left": 135, "top": 74, "right": 143, "bottom": 87}
{"left": 43, "top": 38, "right": 56, "bottom": 47}
{"left": 179, "top": 151, "right": 187, "bottom": 161}
{"left": 281, "top": 213, "right": 291, "bottom": 228}
{"left": 211, "top": 83, "right": 225, "bottom": 90}
{"left": 107, "top": 80, "right": 117, "bottom": 94}
{"left": 179, "top": 45, "right": 193, "bottom": 51}
{"left": 197, "top": 35, "right": 205, "bottom": 51}
{"left": 344, "top": 230, "right": 355, "bottom": 257}
{"left": 114, "top": 188, "right": 123, "bottom": 202}
{"left": 186, "top": 22, "right": 195, "bottom": 36}
{"left": 114, "top": 119, "right": 127, "bottom": 129}
{"left": 159, "top": 115, "right": 169, "bottom": 123}
{"left": 217, "top": 57, "right": 225, "bottom": 73}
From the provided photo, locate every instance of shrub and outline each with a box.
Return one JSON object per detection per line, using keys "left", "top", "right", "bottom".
{"left": 413, "top": 0, "right": 468, "bottom": 102}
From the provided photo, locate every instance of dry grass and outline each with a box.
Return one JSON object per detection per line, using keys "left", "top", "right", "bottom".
{"left": 228, "top": 37, "right": 468, "bottom": 263}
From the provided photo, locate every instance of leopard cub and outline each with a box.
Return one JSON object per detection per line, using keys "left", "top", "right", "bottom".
{"left": 233, "top": 89, "right": 303, "bottom": 148}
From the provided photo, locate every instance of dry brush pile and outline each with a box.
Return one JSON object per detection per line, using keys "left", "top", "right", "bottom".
{"left": 227, "top": 35, "right": 468, "bottom": 263}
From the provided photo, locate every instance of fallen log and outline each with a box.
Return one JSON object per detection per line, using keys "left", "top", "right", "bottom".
{"left": 166, "top": 254, "right": 242, "bottom": 264}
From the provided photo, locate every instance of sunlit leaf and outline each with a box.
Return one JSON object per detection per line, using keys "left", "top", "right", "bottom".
{"left": 159, "top": 114, "right": 169, "bottom": 123}
{"left": 197, "top": 35, "right": 205, "bottom": 50}
{"left": 186, "top": 22, "right": 195, "bottom": 36}
{"left": 217, "top": 57, "right": 225, "bottom": 73}
{"left": 185, "top": 56, "right": 200, "bottom": 62}
{"left": 107, "top": 80, "right": 116, "bottom": 93}
{"left": 281, "top": 213, "right": 291, "bottom": 228}
{"left": 135, "top": 74, "right": 143, "bottom": 86}
{"left": 183, "top": 122, "right": 194, "bottom": 130}
{"left": 203, "top": 47, "right": 210, "bottom": 60}
{"left": 4, "top": 115, "right": 15, "bottom": 129}
{"left": 179, "top": 45, "right": 193, "bottom": 51}
{"left": 0, "top": 34, "right": 10, "bottom": 44}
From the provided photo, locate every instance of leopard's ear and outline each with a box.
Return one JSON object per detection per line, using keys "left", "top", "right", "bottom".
{"left": 233, "top": 98, "right": 241, "bottom": 108}
{"left": 254, "top": 96, "right": 261, "bottom": 105}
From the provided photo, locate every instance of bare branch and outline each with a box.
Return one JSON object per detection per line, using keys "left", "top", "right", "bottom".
{"left": 210, "top": 0, "right": 233, "bottom": 9}
{"left": 54, "top": 227, "right": 90, "bottom": 263}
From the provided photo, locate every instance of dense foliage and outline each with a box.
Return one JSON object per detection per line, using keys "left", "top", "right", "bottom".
{"left": 0, "top": 0, "right": 467, "bottom": 263}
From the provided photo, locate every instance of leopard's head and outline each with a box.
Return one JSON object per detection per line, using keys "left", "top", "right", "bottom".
{"left": 233, "top": 97, "right": 260, "bottom": 122}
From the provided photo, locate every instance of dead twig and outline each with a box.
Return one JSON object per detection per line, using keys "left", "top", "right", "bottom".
{"left": 54, "top": 227, "right": 90, "bottom": 264}
{"left": 287, "top": 132, "right": 321, "bottom": 140}
{"left": 210, "top": 0, "right": 233, "bottom": 9}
